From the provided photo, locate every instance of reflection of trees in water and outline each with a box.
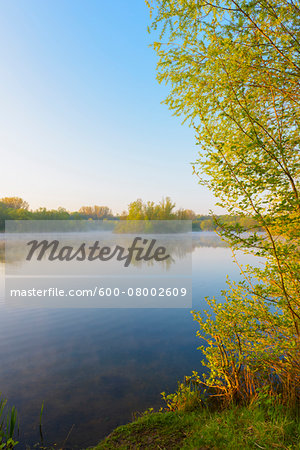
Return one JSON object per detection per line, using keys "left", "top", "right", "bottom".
{"left": 192, "top": 234, "right": 228, "bottom": 248}
{"left": 0, "top": 241, "right": 4, "bottom": 263}
{"left": 114, "top": 220, "right": 189, "bottom": 234}
{"left": 0, "top": 233, "right": 228, "bottom": 266}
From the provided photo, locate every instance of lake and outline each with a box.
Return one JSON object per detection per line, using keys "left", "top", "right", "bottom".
{"left": 0, "top": 232, "right": 259, "bottom": 449}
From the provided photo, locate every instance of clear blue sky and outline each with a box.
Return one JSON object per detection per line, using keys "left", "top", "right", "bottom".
{"left": 0, "top": 0, "right": 221, "bottom": 215}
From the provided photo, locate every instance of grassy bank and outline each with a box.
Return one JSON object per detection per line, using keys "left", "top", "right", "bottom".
{"left": 94, "top": 403, "right": 300, "bottom": 449}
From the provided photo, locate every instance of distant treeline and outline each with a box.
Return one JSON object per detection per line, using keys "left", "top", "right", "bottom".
{"left": 0, "top": 196, "right": 258, "bottom": 231}
{"left": 0, "top": 198, "right": 116, "bottom": 230}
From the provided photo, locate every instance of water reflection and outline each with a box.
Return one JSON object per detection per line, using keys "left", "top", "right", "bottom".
{"left": 1, "top": 231, "right": 228, "bottom": 265}
{"left": 5, "top": 233, "right": 192, "bottom": 276}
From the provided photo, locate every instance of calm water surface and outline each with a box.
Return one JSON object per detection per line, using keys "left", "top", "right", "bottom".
{"left": 0, "top": 232, "right": 258, "bottom": 449}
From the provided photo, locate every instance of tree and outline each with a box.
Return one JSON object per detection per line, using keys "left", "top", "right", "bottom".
{"left": 176, "top": 209, "right": 196, "bottom": 220}
{"left": 0, "top": 197, "right": 29, "bottom": 210}
{"left": 157, "top": 196, "right": 176, "bottom": 219}
{"left": 126, "top": 197, "right": 177, "bottom": 220}
{"left": 200, "top": 218, "right": 215, "bottom": 231}
{"left": 79, "top": 205, "right": 113, "bottom": 219}
{"left": 126, "top": 199, "right": 146, "bottom": 220}
{"left": 148, "top": 0, "right": 300, "bottom": 404}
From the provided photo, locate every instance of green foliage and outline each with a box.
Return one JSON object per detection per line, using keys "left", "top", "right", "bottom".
{"left": 148, "top": 0, "right": 300, "bottom": 405}
{"left": 161, "top": 380, "right": 203, "bottom": 412}
{"left": 0, "top": 197, "right": 28, "bottom": 210}
{"left": 125, "top": 197, "right": 177, "bottom": 220}
{"left": 0, "top": 397, "right": 18, "bottom": 449}
{"left": 0, "top": 196, "right": 259, "bottom": 233}
{"left": 78, "top": 205, "right": 113, "bottom": 219}
{"left": 0, "top": 197, "right": 118, "bottom": 230}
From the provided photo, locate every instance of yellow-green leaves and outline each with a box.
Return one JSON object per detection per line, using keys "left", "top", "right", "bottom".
{"left": 147, "top": 0, "right": 300, "bottom": 406}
